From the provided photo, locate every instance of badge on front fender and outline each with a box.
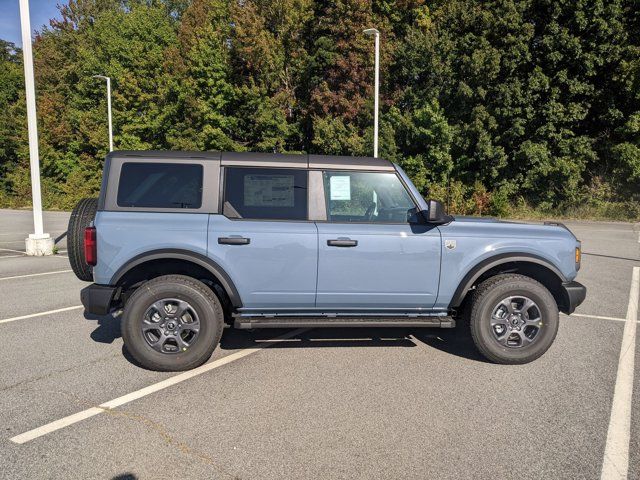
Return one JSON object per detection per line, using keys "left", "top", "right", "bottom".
{"left": 445, "top": 239, "right": 457, "bottom": 250}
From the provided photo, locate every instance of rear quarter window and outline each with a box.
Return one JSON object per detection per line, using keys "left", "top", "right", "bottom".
{"left": 117, "top": 162, "right": 203, "bottom": 209}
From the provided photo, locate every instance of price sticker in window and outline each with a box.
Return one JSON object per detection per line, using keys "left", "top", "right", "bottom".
{"left": 330, "top": 176, "right": 351, "bottom": 200}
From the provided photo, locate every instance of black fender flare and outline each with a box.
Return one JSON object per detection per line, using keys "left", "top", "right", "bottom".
{"left": 449, "top": 253, "right": 567, "bottom": 309}
{"left": 111, "top": 249, "right": 242, "bottom": 308}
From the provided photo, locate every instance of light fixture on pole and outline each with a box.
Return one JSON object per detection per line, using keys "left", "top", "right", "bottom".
{"left": 92, "top": 75, "right": 113, "bottom": 152}
{"left": 19, "top": 0, "right": 53, "bottom": 255}
{"left": 363, "top": 27, "right": 380, "bottom": 158}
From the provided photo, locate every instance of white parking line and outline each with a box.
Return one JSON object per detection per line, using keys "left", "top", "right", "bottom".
{"left": 562, "top": 313, "right": 639, "bottom": 324}
{"left": 0, "top": 306, "right": 83, "bottom": 325}
{"left": 10, "top": 328, "right": 307, "bottom": 444}
{"left": 0, "top": 248, "right": 25, "bottom": 254}
{"left": 566, "top": 313, "right": 626, "bottom": 322}
{"left": 0, "top": 270, "right": 73, "bottom": 281}
{"left": 0, "top": 254, "right": 25, "bottom": 259}
{"left": 600, "top": 266, "right": 638, "bottom": 480}
{"left": 3, "top": 280, "right": 638, "bottom": 446}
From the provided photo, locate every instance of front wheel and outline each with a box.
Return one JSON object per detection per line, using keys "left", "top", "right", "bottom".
{"left": 469, "top": 274, "right": 559, "bottom": 364}
{"left": 121, "top": 275, "right": 224, "bottom": 371}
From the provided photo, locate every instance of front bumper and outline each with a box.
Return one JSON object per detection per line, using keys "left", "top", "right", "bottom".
{"left": 559, "top": 281, "right": 586, "bottom": 314}
{"left": 81, "top": 284, "right": 118, "bottom": 315}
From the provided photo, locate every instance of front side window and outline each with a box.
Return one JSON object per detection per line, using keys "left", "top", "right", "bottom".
{"left": 223, "top": 167, "right": 308, "bottom": 220}
{"left": 322, "top": 171, "right": 416, "bottom": 223}
{"left": 117, "top": 162, "right": 203, "bottom": 208}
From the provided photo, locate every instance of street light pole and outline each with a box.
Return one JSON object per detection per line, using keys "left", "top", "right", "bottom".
{"left": 19, "top": 0, "right": 53, "bottom": 255}
{"left": 363, "top": 28, "right": 380, "bottom": 158}
{"left": 92, "top": 75, "right": 113, "bottom": 152}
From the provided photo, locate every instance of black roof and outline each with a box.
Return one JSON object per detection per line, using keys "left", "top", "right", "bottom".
{"left": 107, "top": 150, "right": 395, "bottom": 171}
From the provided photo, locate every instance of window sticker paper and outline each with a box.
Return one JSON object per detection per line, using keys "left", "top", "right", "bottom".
{"left": 244, "top": 175, "right": 295, "bottom": 207}
{"left": 330, "top": 176, "right": 351, "bottom": 201}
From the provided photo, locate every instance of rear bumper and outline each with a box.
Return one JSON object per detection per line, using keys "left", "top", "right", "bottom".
{"left": 81, "top": 284, "right": 118, "bottom": 315}
{"left": 559, "top": 281, "right": 586, "bottom": 314}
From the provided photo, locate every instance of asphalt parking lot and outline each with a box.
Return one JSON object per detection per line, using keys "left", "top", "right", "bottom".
{"left": 0, "top": 209, "right": 638, "bottom": 480}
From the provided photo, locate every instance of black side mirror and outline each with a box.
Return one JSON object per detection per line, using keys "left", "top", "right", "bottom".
{"left": 425, "top": 199, "right": 450, "bottom": 224}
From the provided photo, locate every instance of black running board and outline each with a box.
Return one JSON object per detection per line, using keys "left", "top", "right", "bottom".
{"left": 234, "top": 317, "right": 455, "bottom": 329}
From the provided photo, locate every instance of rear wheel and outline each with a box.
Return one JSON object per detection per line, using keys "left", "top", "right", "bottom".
{"left": 67, "top": 197, "right": 98, "bottom": 281}
{"left": 469, "top": 274, "right": 559, "bottom": 364}
{"left": 121, "top": 275, "right": 224, "bottom": 371}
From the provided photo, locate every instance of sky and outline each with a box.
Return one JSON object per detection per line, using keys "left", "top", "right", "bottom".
{"left": 0, "top": 0, "right": 61, "bottom": 46}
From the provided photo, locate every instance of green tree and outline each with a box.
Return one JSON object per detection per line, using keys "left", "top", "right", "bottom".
{"left": 0, "top": 0, "right": 638, "bottom": 216}
{"left": 393, "top": 0, "right": 640, "bottom": 208}
{"left": 305, "top": 0, "right": 377, "bottom": 154}
{"left": 230, "top": 0, "right": 313, "bottom": 151}
{"left": 163, "top": 0, "right": 236, "bottom": 151}
{"left": 386, "top": 100, "right": 453, "bottom": 192}
{"left": 0, "top": 41, "right": 23, "bottom": 196}
{"left": 5, "top": 0, "right": 180, "bottom": 207}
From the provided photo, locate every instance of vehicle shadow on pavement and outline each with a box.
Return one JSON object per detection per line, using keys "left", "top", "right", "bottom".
{"left": 83, "top": 311, "right": 151, "bottom": 369}
{"left": 84, "top": 311, "right": 122, "bottom": 344}
{"left": 221, "top": 326, "right": 489, "bottom": 363}
{"left": 83, "top": 312, "right": 488, "bottom": 366}
{"left": 220, "top": 327, "right": 418, "bottom": 350}
{"left": 411, "top": 327, "right": 489, "bottom": 363}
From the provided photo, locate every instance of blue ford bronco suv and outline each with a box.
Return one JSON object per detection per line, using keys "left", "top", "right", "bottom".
{"left": 70, "top": 151, "right": 586, "bottom": 371}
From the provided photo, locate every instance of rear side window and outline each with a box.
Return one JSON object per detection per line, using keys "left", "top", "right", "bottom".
{"left": 223, "top": 167, "right": 308, "bottom": 220}
{"left": 117, "top": 162, "right": 203, "bottom": 209}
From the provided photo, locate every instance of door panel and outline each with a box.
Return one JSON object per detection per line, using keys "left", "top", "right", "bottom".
{"left": 316, "top": 223, "right": 441, "bottom": 309}
{"left": 208, "top": 215, "right": 318, "bottom": 309}
{"left": 316, "top": 170, "right": 441, "bottom": 309}
{"left": 209, "top": 166, "right": 318, "bottom": 310}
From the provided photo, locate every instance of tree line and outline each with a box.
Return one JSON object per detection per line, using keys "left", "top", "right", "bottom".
{"left": 0, "top": 0, "right": 638, "bottom": 217}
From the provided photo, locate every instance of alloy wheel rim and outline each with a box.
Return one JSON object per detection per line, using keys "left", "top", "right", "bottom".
{"left": 141, "top": 298, "right": 200, "bottom": 354}
{"left": 490, "top": 296, "right": 543, "bottom": 348}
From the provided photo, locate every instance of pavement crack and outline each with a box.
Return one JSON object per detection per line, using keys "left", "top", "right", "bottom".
{"left": 100, "top": 408, "right": 242, "bottom": 480}
{"left": 0, "top": 352, "right": 122, "bottom": 394}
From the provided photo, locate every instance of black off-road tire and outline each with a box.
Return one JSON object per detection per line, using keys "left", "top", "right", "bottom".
{"left": 67, "top": 197, "right": 98, "bottom": 281}
{"left": 469, "top": 274, "right": 559, "bottom": 364}
{"left": 121, "top": 275, "right": 224, "bottom": 371}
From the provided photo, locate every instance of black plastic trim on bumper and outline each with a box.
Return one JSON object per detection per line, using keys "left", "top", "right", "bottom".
{"left": 81, "top": 284, "right": 117, "bottom": 315}
{"left": 560, "top": 281, "right": 586, "bottom": 314}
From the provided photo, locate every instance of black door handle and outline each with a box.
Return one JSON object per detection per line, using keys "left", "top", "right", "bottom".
{"left": 327, "top": 239, "right": 358, "bottom": 247}
{"left": 218, "top": 237, "right": 250, "bottom": 245}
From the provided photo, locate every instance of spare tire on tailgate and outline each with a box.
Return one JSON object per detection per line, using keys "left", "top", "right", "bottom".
{"left": 68, "top": 198, "right": 98, "bottom": 281}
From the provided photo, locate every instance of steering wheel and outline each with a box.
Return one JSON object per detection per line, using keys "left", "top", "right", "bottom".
{"left": 364, "top": 202, "right": 377, "bottom": 221}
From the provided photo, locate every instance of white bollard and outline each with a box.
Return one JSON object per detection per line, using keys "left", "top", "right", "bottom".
{"left": 25, "top": 234, "right": 54, "bottom": 256}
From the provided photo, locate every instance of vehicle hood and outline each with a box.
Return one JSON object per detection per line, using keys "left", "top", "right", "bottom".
{"left": 443, "top": 216, "right": 578, "bottom": 241}
{"left": 452, "top": 215, "right": 511, "bottom": 223}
